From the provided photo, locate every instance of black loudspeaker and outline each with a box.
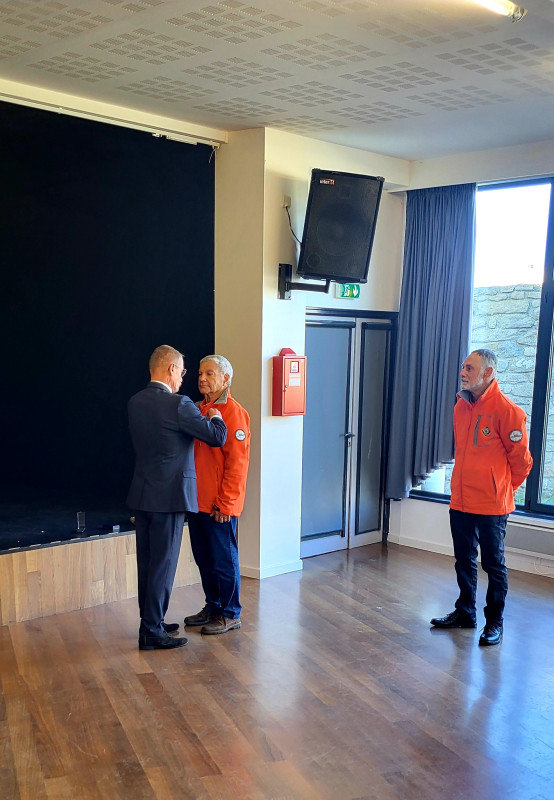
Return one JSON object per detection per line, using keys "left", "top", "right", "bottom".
{"left": 297, "top": 169, "right": 384, "bottom": 283}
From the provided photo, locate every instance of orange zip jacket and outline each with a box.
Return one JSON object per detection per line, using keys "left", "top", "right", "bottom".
{"left": 450, "top": 379, "right": 532, "bottom": 515}
{"left": 194, "top": 388, "right": 250, "bottom": 516}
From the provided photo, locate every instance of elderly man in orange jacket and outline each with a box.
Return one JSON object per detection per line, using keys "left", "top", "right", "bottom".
{"left": 431, "top": 349, "right": 533, "bottom": 646}
{"left": 184, "top": 354, "right": 250, "bottom": 635}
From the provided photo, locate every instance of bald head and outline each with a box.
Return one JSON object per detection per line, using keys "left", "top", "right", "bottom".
{"left": 149, "top": 345, "right": 185, "bottom": 393}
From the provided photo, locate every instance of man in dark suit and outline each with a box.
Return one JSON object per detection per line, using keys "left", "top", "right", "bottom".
{"left": 127, "top": 344, "right": 227, "bottom": 651}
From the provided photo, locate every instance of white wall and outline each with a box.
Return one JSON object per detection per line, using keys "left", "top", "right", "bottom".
{"left": 216, "top": 128, "right": 408, "bottom": 578}
{"left": 214, "top": 128, "right": 266, "bottom": 577}
{"left": 408, "top": 138, "right": 554, "bottom": 190}
{"left": 263, "top": 128, "right": 408, "bottom": 314}
{"left": 389, "top": 499, "right": 554, "bottom": 578}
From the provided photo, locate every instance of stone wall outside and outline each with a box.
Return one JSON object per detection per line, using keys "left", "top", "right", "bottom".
{"left": 471, "top": 283, "right": 551, "bottom": 504}
{"left": 471, "top": 284, "right": 541, "bottom": 416}
{"left": 443, "top": 284, "right": 553, "bottom": 505}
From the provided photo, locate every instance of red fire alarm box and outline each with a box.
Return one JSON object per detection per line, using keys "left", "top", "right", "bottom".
{"left": 272, "top": 348, "right": 307, "bottom": 416}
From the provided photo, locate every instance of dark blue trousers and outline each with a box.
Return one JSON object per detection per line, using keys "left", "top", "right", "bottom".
{"left": 450, "top": 509, "right": 508, "bottom": 624}
{"left": 187, "top": 511, "right": 241, "bottom": 619}
{"left": 134, "top": 510, "right": 184, "bottom": 637}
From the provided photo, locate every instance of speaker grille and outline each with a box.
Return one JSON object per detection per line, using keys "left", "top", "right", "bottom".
{"left": 297, "top": 170, "right": 384, "bottom": 284}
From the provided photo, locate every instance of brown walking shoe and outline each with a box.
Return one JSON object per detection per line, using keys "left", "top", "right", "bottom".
{"left": 201, "top": 615, "right": 241, "bottom": 635}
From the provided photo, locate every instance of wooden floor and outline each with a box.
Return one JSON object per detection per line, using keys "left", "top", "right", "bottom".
{"left": 1, "top": 543, "right": 553, "bottom": 800}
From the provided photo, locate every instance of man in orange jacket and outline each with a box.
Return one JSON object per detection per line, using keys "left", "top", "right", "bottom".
{"left": 431, "top": 349, "right": 532, "bottom": 646}
{"left": 184, "top": 354, "right": 250, "bottom": 635}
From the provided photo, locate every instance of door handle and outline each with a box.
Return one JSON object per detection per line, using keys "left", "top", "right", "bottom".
{"left": 343, "top": 432, "right": 355, "bottom": 439}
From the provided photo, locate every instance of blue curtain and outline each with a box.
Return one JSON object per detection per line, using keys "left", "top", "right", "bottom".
{"left": 386, "top": 183, "right": 476, "bottom": 498}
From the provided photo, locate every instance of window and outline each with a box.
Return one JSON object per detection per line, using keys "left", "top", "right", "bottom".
{"left": 414, "top": 178, "right": 554, "bottom": 516}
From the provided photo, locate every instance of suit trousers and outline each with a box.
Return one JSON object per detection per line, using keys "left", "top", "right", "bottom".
{"left": 450, "top": 508, "right": 508, "bottom": 624}
{"left": 134, "top": 510, "right": 184, "bottom": 637}
{"left": 187, "top": 512, "right": 241, "bottom": 619}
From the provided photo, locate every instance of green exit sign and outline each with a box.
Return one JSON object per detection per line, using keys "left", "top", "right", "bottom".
{"left": 336, "top": 283, "right": 360, "bottom": 299}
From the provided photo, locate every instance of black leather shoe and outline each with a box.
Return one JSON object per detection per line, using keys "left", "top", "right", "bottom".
{"left": 184, "top": 607, "right": 216, "bottom": 626}
{"left": 138, "top": 632, "right": 188, "bottom": 650}
{"left": 430, "top": 610, "right": 477, "bottom": 628}
{"left": 162, "top": 622, "right": 179, "bottom": 633}
{"left": 479, "top": 622, "right": 503, "bottom": 646}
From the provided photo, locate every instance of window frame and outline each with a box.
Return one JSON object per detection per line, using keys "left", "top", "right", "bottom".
{"left": 526, "top": 176, "right": 554, "bottom": 515}
{"left": 410, "top": 176, "right": 554, "bottom": 518}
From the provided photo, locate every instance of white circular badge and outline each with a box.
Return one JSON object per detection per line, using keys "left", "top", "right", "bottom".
{"left": 509, "top": 429, "right": 523, "bottom": 442}
{"left": 235, "top": 429, "right": 246, "bottom": 441}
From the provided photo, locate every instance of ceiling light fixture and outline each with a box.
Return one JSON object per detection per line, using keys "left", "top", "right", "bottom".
{"left": 471, "top": 0, "right": 527, "bottom": 21}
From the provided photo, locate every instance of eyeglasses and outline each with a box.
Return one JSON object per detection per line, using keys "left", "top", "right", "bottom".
{"left": 172, "top": 363, "right": 187, "bottom": 377}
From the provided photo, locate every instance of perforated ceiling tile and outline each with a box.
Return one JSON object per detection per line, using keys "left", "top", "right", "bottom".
{"left": 0, "top": 1, "right": 113, "bottom": 39}
{"left": 117, "top": 76, "right": 217, "bottom": 103}
{"left": 102, "top": 0, "right": 163, "bottom": 9}
{"left": 260, "top": 80, "right": 362, "bottom": 107}
{"left": 267, "top": 115, "right": 348, "bottom": 132}
{"left": 28, "top": 52, "right": 136, "bottom": 81}
{"left": 341, "top": 62, "right": 452, "bottom": 93}
{"left": 286, "top": 0, "right": 374, "bottom": 19}
{"left": 0, "top": 33, "right": 42, "bottom": 59}
{"left": 0, "top": 0, "right": 552, "bottom": 160}
{"left": 408, "top": 86, "right": 510, "bottom": 112}
{"left": 192, "top": 96, "right": 285, "bottom": 123}
{"left": 436, "top": 39, "right": 554, "bottom": 76}
{"left": 0, "top": 0, "right": 85, "bottom": 23}
{"left": 262, "top": 34, "right": 383, "bottom": 69}
{"left": 166, "top": 2, "right": 301, "bottom": 44}
{"left": 502, "top": 75, "right": 554, "bottom": 97}
{"left": 360, "top": 9, "right": 495, "bottom": 48}
{"left": 339, "top": 102, "right": 423, "bottom": 125}
{"left": 90, "top": 28, "right": 211, "bottom": 64}
{"left": 182, "top": 57, "right": 292, "bottom": 88}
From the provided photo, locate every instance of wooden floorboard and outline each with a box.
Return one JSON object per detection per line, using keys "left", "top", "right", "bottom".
{"left": 1, "top": 543, "right": 553, "bottom": 800}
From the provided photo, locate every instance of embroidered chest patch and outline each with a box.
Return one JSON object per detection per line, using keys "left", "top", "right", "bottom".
{"left": 509, "top": 429, "right": 523, "bottom": 442}
{"left": 481, "top": 426, "right": 491, "bottom": 437}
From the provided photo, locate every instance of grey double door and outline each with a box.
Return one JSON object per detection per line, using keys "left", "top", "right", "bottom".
{"left": 300, "top": 314, "right": 393, "bottom": 558}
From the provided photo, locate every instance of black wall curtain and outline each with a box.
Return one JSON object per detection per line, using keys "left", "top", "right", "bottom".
{"left": 385, "top": 183, "right": 476, "bottom": 499}
{"left": 0, "top": 102, "right": 215, "bottom": 500}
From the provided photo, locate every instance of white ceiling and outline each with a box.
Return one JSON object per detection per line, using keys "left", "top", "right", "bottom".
{"left": 1, "top": 0, "right": 554, "bottom": 160}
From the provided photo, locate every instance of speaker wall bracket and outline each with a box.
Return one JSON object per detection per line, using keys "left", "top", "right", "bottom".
{"left": 278, "top": 263, "right": 330, "bottom": 300}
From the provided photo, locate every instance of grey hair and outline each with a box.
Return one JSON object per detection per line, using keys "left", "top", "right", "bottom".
{"left": 471, "top": 348, "right": 497, "bottom": 379}
{"left": 149, "top": 344, "right": 183, "bottom": 372}
{"left": 200, "top": 354, "right": 233, "bottom": 385}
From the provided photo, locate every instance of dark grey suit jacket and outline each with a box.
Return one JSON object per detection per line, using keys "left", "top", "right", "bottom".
{"left": 127, "top": 382, "right": 227, "bottom": 513}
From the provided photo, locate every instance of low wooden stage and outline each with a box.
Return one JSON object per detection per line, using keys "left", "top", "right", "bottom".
{"left": 0, "top": 529, "right": 199, "bottom": 625}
